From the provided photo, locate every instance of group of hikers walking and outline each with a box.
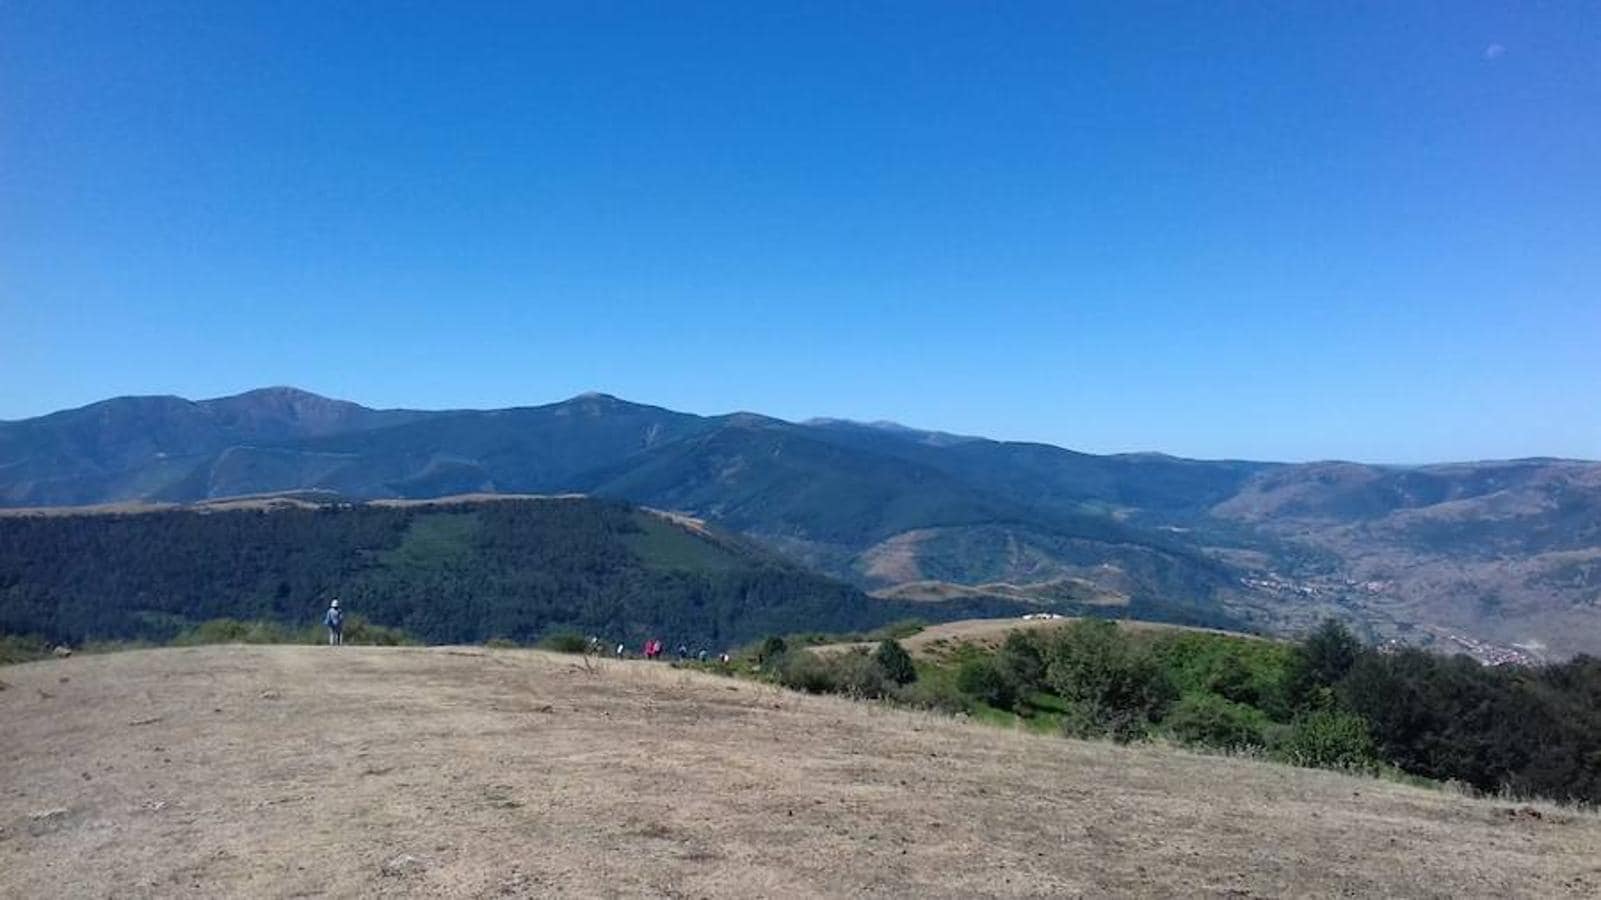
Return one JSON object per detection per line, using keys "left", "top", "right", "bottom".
{"left": 633, "top": 638, "right": 727, "bottom": 663}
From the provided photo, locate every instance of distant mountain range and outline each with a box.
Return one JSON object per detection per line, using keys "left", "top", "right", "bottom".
{"left": 4, "top": 387, "right": 1599, "bottom": 656}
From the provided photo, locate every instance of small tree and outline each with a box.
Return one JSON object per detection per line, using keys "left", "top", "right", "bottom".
{"left": 1299, "top": 619, "right": 1362, "bottom": 687}
{"left": 758, "top": 635, "right": 789, "bottom": 666}
{"left": 1045, "top": 619, "right": 1174, "bottom": 742}
{"left": 874, "top": 639, "right": 917, "bottom": 685}
{"left": 996, "top": 630, "right": 1047, "bottom": 693}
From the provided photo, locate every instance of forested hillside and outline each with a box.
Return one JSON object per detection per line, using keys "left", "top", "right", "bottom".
{"left": 5, "top": 388, "right": 1601, "bottom": 656}
{"left": 0, "top": 498, "right": 1030, "bottom": 648}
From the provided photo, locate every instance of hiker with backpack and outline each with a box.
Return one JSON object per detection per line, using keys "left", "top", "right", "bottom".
{"left": 323, "top": 598, "right": 344, "bottom": 646}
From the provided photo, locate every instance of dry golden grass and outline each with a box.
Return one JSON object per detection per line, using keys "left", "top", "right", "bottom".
{"left": 3, "top": 646, "right": 1598, "bottom": 898}
{"left": 820, "top": 616, "right": 1263, "bottom": 660}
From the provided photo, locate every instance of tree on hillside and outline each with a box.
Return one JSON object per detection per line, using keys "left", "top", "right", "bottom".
{"left": 874, "top": 639, "right": 917, "bottom": 685}
{"left": 1299, "top": 619, "right": 1361, "bottom": 686}
{"left": 1045, "top": 620, "right": 1174, "bottom": 742}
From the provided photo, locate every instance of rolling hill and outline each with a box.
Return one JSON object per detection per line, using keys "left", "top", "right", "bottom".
{"left": 0, "top": 496, "right": 1032, "bottom": 648}
{"left": 4, "top": 388, "right": 1600, "bottom": 655}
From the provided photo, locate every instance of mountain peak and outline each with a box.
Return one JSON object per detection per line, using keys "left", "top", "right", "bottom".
{"left": 220, "top": 386, "right": 338, "bottom": 404}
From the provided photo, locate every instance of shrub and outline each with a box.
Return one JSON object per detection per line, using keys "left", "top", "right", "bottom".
{"left": 757, "top": 635, "right": 789, "bottom": 666}
{"left": 1164, "top": 692, "right": 1269, "bottom": 751}
{"left": 1149, "top": 631, "right": 1295, "bottom": 719}
{"left": 484, "top": 637, "right": 520, "bottom": 649}
{"left": 776, "top": 649, "right": 889, "bottom": 699}
{"left": 830, "top": 651, "right": 890, "bottom": 699}
{"left": 995, "top": 630, "right": 1047, "bottom": 694}
{"left": 1044, "top": 620, "right": 1174, "bottom": 742}
{"left": 775, "top": 651, "right": 834, "bottom": 693}
{"left": 956, "top": 656, "right": 1017, "bottom": 710}
{"left": 874, "top": 639, "right": 918, "bottom": 685}
{"left": 892, "top": 676, "right": 972, "bottom": 714}
{"left": 0, "top": 633, "right": 52, "bottom": 665}
{"left": 537, "top": 630, "right": 590, "bottom": 654}
{"left": 1274, "top": 709, "right": 1377, "bottom": 772}
{"left": 172, "top": 618, "right": 306, "bottom": 646}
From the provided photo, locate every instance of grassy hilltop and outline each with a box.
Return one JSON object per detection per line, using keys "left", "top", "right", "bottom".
{"left": 2, "top": 644, "right": 1598, "bottom": 898}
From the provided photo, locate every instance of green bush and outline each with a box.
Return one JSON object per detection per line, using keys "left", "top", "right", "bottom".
{"left": 777, "top": 649, "right": 888, "bottom": 699}
{"left": 956, "top": 656, "right": 1017, "bottom": 710}
{"left": 537, "top": 630, "right": 590, "bottom": 653}
{"left": 172, "top": 618, "right": 306, "bottom": 646}
{"left": 1164, "top": 692, "right": 1270, "bottom": 751}
{"left": 0, "top": 633, "right": 52, "bottom": 665}
{"left": 995, "top": 630, "right": 1047, "bottom": 694}
{"left": 1150, "top": 631, "right": 1295, "bottom": 719}
{"left": 874, "top": 639, "right": 918, "bottom": 686}
{"left": 892, "top": 676, "right": 972, "bottom": 714}
{"left": 775, "top": 651, "right": 833, "bottom": 693}
{"left": 1274, "top": 709, "right": 1377, "bottom": 772}
{"left": 831, "top": 651, "right": 890, "bottom": 699}
{"left": 757, "top": 635, "right": 790, "bottom": 667}
{"left": 1044, "top": 620, "right": 1174, "bottom": 742}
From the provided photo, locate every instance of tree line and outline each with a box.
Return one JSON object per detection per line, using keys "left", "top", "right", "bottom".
{"left": 756, "top": 620, "right": 1601, "bottom": 804}
{"left": 0, "top": 498, "right": 990, "bottom": 649}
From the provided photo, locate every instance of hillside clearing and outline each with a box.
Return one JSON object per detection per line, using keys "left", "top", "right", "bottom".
{"left": 815, "top": 615, "right": 1262, "bottom": 660}
{"left": 2, "top": 646, "right": 1598, "bottom": 898}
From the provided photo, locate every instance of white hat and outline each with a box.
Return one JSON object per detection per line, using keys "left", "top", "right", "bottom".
{"left": 330, "top": 599, "right": 340, "bottom": 608}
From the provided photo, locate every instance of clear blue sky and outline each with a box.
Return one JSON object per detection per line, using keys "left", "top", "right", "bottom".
{"left": 3, "top": 2, "right": 1597, "bottom": 462}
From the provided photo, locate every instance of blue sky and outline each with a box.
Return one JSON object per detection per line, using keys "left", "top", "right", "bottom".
{"left": 3, "top": 2, "right": 1597, "bottom": 462}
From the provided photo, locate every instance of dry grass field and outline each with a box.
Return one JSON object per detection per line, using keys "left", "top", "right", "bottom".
{"left": 3, "top": 645, "right": 1599, "bottom": 898}
{"left": 819, "top": 616, "right": 1260, "bottom": 661}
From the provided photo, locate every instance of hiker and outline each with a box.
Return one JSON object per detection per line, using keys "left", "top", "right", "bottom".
{"left": 323, "top": 599, "right": 344, "bottom": 646}
{"left": 677, "top": 643, "right": 688, "bottom": 660}
{"left": 615, "top": 642, "right": 625, "bottom": 659}
{"left": 697, "top": 649, "right": 708, "bottom": 663}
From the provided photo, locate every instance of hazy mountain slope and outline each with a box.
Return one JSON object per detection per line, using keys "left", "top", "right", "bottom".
{"left": 5, "top": 388, "right": 1601, "bottom": 654}
{"left": 1211, "top": 460, "right": 1601, "bottom": 657}
{"left": 0, "top": 388, "right": 428, "bottom": 505}
{"left": 804, "top": 419, "right": 1273, "bottom": 519}
{"left": 286, "top": 393, "right": 711, "bottom": 497}
{"left": 573, "top": 416, "right": 1249, "bottom": 629}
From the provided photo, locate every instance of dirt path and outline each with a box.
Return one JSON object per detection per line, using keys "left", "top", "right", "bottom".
{"left": 3, "top": 646, "right": 1598, "bottom": 898}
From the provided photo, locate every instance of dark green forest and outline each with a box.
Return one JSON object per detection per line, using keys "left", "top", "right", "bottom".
{"left": 0, "top": 498, "right": 1026, "bottom": 649}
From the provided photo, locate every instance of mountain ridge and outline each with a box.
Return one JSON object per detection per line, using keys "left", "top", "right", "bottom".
{"left": 4, "top": 387, "right": 1600, "bottom": 655}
